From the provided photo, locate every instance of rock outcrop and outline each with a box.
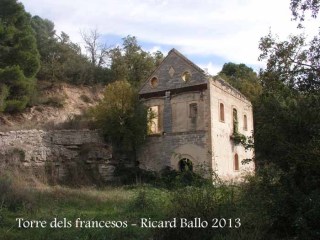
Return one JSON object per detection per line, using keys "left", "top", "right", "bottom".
{"left": 0, "top": 130, "right": 114, "bottom": 183}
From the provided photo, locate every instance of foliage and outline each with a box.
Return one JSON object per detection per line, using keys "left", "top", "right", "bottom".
{"left": 31, "top": 17, "right": 109, "bottom": 84}
{"left": 44, "top": 95, "right": 66, "bottom": 108}
{"left": 157, "top": 184, "right": 238, "bottom": 240}
{"left": 218, "top": 62, "right": 262, "bottom": 102}
{"left": 0, "top": 172, "right": 36, "bottom": 212}
{"left": 230, "top": 131, "right": 247, "bottom": 146}
{"left": 0, "top": 0, "right": 40, "bottom": 113}
{"left": 80, "top": 28, "right": 109, "bottom": 67}
{"left": 92, "top": 80, "right": 148, "bottom": 158}
{"left": 291, "top": 0, "right": 320, "bottom": 21}
{"left": 109, "top": 36, "right": 163, "bottom": 88}
{"left": 250, "top": 0, "right": 320, "bottom": 238}
{"left": 259, "top": 32, "right": 320, "bottom": 92}
{"left": 240, "top": 165, "right": 320, "bottom": 239}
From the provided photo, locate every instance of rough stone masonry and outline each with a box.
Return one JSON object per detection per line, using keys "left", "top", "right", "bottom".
{"left": 0, "top": 130, "right": 114, "bottom": 183}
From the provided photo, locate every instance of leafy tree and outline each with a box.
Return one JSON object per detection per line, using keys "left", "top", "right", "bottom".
{"left": 31, "top": 16, "right": 95, "bottom": 84}
{"left": 92, "top": 80, "right": 148, "bottom": 162}
{"left": 247, "top": 1, "right": 320, "bottom": 238}
{"left": 109, "top": 36, "right": 163, "bottom": 88}
{"left": 291, "top": 0, "right": 320, "bottom": 21}
{"left": 259, "top": 32, "right": 320, "bottom": 92}
{"left": 0, "top": 0, "right": 40, "bottom": 113}
{"left": 218, "top": 62, "right": 262, "bottom": 102}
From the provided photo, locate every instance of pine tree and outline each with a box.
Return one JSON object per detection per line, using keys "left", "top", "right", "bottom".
{"left": 0, "top": 0, "right": 40, "bottom": 112}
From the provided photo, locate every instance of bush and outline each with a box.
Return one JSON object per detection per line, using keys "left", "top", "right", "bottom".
{"left": 114, "top": 164, "right": 157, "bottom": 185}
{"left": 238, "top": 165, "right": 320, "bottom": 240}
{"left": 154, "top": 167, "right": 212, "bottom": 189}
{"left": 45, "top": 96, "right": 65, "bottom": 108}
{"left": 5, "top": 98, "right": 29, "bottom": 113}
{"left": 0, "top": 173, "right": 36, "bottom": 212}
{"left": 130, "top": 190, "right": 154, "bottom": 211}
{"left": 80, "top": 94, "right": 93, "bottom": 103}
{"left": 156, "top": 184, "right": 239, "bottom": 240}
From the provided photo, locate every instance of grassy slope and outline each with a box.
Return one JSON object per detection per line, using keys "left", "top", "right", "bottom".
{"left": 0, "top": 185, "right": 171, "bottom": 240}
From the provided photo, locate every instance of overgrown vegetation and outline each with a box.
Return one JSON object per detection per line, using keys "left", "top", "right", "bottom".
{"left": 0, "top": 0, "right": 40, "bottom": 113}
{"left": 92, "top": 80, "right": 148, "bottom": 162}
{"left": 1, "top": 0, "right": 319, "bottom": 239}
{"left": 0, "top": 1, "right": 163, "bottom": 115}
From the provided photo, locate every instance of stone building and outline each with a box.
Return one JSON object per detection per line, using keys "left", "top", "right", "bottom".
{"left": 138, "top": 49, "right": 254, "bottom": 180}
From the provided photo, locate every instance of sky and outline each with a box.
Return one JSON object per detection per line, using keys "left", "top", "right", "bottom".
{"left": 20, "top": 0, "right": 318, "bottom": 75}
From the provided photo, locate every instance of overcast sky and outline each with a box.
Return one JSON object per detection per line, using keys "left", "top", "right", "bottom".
{"left": 20, "top": 0, "right": 318, "bottom": 75}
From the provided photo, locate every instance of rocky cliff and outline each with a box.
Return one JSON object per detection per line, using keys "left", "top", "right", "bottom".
{"left": 0, "top": 130, "right": 114, "bottom": 184}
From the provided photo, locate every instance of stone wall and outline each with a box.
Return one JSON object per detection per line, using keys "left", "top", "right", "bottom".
{"left": 138, "top": 130, "right": 210, "bottom": 173}
{"left": 209, "top": 79, "right": 255, "bottom": 180}
{"left": 0, "top": 130, "right": 114, "bottom": 183}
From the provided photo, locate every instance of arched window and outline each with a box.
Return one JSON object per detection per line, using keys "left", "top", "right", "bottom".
{"left": 234, "top": 153, "right": 239, "bottom": 171}
{"left": 179, "top": 158, "right": 193, "bottom": 172}
{"left": 219, "top": 103, "right": 224, "bottom": 122}
{"left": 243, "top": 114, "right": 248, "bottom": 131}
{"left": 150, "top": 77, "right": 158, "bottom": 88}
{"left": 148, "top": 106, "right": 159, "bottom": 134}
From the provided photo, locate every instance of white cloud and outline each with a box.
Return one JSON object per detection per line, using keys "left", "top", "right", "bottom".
{"left": 20, "top": 0, "right": 319, "bottom": 68}
{"left": 198, "top": 62, "right": 223, "bottom": 76}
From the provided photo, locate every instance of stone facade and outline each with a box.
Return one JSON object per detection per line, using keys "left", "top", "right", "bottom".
{"left": 138, "top": 49, "right": 255, "bottom": 180}
{"left": 0, "top": 130, "right": 114, "bottom": 182}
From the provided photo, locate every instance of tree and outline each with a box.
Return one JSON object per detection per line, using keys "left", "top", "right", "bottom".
{"left": 218, "top": 62, "right": 262, "bottom": 102}
{"left": 291, "top": 0, "right": 320, "bottom": 21}
{"left": 0, "top": 0, "right": 40, "bottom": 112}
{"left": 109, "top": 36, "right": 163, "bottom": 88}
{"left": 92, "top": 80, "right": 148, "bottom": 162}
{"left": 32, "top": 17, "right": 106, "bottom": 84}
{"left": 259, "top": 32, "right": 320, "bottom": 92}
{"left": 80, "top": 29, "right": 109, "bottom": 67}
{"left": 249, "top": 1, "right": 320, "bottom": 238}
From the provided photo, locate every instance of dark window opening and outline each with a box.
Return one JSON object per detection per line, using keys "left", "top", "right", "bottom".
{"left": 179, "top": 158, "right": 193, "bottom": 172}
{"left": 220, "top": 103, "right": 224, "bottom": 122}
{"left": 189, "top": 103, "right": 198, "bottom": 118}
{"left": 234, "top": 153, "right": 239, "bottom": 171}
{"left": 243, "top": 115, "right": 248, "bottom": 131}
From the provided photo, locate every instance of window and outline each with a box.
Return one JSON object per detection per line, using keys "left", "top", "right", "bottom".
{"left": 219, "top": 103, "right": 225, "bottom": 122}
{"left": 233, "top": 108, "right": 238, "bottom": 133}
{"left": 243, "top": 114, "right": 248, "bottom": 131}
{"left": 234, "top": 153, "right": 239, "bottom": 171}
{"left": 189, "top": 103, "right": 198, "bottom": 118}
{"left": 150, "top": 77, "right": 158, "bottom": 88}
{"left": 181, "top": 71, "right": 191, "bottom": 82}
{"left": 179, "top": 158, "right": 193, "bottom": 172}
{"left": 148, "top": 106, "right": 159, "bottom": 134}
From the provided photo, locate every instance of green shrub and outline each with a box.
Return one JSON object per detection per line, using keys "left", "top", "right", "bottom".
{"left": 130, "top": 190, "right": 154, "bottom": 211}
{"left": 156, "top": 185, "right": 238, "bottom": 240}
{"left": 5, "top": 98, "right": 29, "bottom": 113}
{"left": 59, "top": 114, "right": 94, "bottom": 129}
{"left": 113, "top": 164, "right": 157, "bottom": 185}
{"left": 0, "top": 173, "right": 36, "bottom": 212}
{"left": 45, "top": 96, "right": 65, "bottom": 108}
{"left": 80, "top": 94, "right": 93, "bottom": 103}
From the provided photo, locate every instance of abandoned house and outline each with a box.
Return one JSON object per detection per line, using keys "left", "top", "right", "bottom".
{"left": 138, "top": 49, "right": 255, "bottom": 180}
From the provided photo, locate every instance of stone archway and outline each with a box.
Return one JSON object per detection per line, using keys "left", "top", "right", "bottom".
{"left": 170, "top": 144, "right": 207, "bottom": 173}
